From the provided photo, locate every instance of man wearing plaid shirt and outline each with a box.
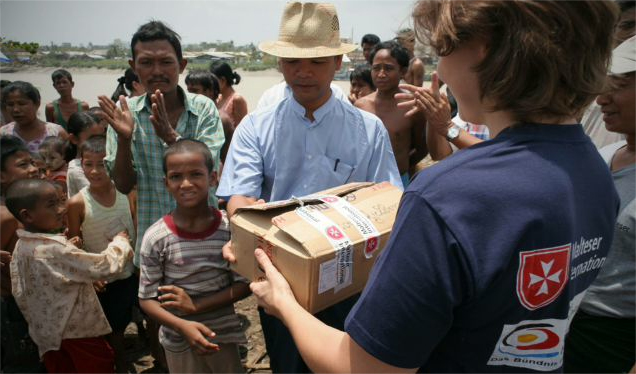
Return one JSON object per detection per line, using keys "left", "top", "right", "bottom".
{"left": 99, "top": 21, "right": 224, "bottom": 265}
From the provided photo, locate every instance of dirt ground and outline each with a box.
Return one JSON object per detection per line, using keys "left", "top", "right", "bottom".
{"left": 125, "top": 295, "right": 271, "bottom": 373}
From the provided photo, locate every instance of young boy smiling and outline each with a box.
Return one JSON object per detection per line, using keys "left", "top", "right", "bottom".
{"left": 138, "top": 139, "right": 249, "bottom": 373}
{"left": 6, "top": 178, "right": 133, "bottom": 373}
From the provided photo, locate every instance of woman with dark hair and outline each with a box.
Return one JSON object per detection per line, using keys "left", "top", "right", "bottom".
{"left": 1, "top": 81, "right": 67, "bottom": 153}
{"left": 210, "top": 61, "right": 248, "bottom": 128}
{"left": 111, "top": 68, "right": 144, "bottom": 103}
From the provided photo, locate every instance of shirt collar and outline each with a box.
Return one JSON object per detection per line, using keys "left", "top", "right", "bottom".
{"left": 288, "top": 88, "right": 337, "bottom": 126}
{"left": 133, "top": 85, "right": 190, "bottom": 113}
{"left": 17, "top": 229, "right": 68, "bottom": 245}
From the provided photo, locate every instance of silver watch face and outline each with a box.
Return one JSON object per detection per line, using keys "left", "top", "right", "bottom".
{"left": 447, "top": 125, "right": 460, "bottom": 141}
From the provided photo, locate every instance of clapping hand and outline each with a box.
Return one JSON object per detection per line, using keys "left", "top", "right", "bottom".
{"left": 149, "top": 89, "right": 178, "bottom": 144}
{"left": 396, "top": 71, "right": 452, "bottom": 134}
{"left": 98, "top": 95, "right": 135, "bottom": 140}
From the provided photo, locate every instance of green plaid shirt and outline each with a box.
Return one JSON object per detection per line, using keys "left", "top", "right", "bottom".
{"left": 105, "top": 87, "right": 224, "bottom": 266}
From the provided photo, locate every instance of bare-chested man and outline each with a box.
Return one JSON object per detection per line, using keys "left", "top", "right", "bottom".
{"left": 396, "top": 28, "right": 425, "bottom": 87}
{"left": 355, "top": 41, "right": 427, "bottom": 187}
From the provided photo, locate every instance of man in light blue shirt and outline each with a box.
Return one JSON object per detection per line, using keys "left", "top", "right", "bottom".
{"left": 217, "top": 2, "right": 400, "bottom": 373}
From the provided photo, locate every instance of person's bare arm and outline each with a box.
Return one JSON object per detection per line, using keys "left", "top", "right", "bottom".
{"left": 157, "top": 282, "right": 251, "bottom": 315}
{"left": 251, "top": 248, "right": 417, "bottom": 373}
{"left": 409, "top": 111, "right": 428, "bottom": 167}
{"left": 139, "top": 298, "right": 220, "bottom": 355}
{"left": 0, "top": 206, "right": 19, "bottom": 254}
{"left": 66, "top": 193, "right": 85, "bottom": 239}
{"left": 99, "top": 95, "right": 137, "bottom": 193}
{"left": 45, "top": 103, "right": 55, "bottom": 123}
{"left": 232, "top": 95, "right": 248, "bottom": 128}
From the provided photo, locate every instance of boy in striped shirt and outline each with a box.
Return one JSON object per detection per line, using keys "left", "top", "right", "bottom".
{"left": 138, "top": 139, "right": 249, "bottom": 373}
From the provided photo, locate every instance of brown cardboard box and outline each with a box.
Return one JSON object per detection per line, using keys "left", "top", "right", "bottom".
{"left": 230, "top": 182, "right": 402, "bottom": 313}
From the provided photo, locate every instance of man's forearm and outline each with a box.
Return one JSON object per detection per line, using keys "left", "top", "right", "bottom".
{"left": 112, "top": 138, "right": 137, "bottom": 194}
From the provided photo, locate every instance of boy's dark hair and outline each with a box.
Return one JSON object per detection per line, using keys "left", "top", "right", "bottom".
{"left": 162, "top": 139, "right": 215, "bottom": 175}
{"left": 80, "top": 135, "right": 107, "bottom": 158}
{"left": 361, "top": 34, "right": 380, "bottom": 45}
{"left": 210, "top": 61, "right": 241, "bottom": 86}
{"left": 369, "top": 41, "right": 410, "bottom": 69}
{"left": 5, "top": 179, "right": 54, "bottom": 221}
{"left": 1, "top": 135, "right": 29, "bottom": 171}
{"left": 131, "top": 20, "right": 183, "bottom": 61}
{"left": 1, "top": 81, "right": 41, "bottom": 105}
{"left": 350, "top": 65, "right": 375, "bottom": 89}
{"left": 185, "top": 70, "right": 216, "bottom": 93}
{"left": 0, "top": 80, "right": 11, "bottom": 90}
{"left": 51, "top": 69, "right": 73, "bottom": 84}
{"left": 39, "top": 136, "right": 72, "bottom": 163}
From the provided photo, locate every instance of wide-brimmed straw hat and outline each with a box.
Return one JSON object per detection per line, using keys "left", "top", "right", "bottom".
{"left": 610, "top": 35, "right": 636, "bottom": 75}
{"left": 259, "top": 2, "right": 357, "bottom": 58}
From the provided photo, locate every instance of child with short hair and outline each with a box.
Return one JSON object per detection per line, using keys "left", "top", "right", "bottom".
{"left": 38, "top": 136, "right": 70, "bottom": 188}
{"left": 66, "top": 112, "right": 106, "bottom": 197}
{"left": 348, "top": 64, "right": 375, "bottom": 104}
{"left": 66, "top": 135, "right": 136, "bottom": 373}
{"left": 138, "top": 139, "right": 249, "bottom": 373}
{"left": 6, "top": 178, "right": 133, "bottom": 373}
{"left": 0, "top": 135, "right": 44, "bottom": 373}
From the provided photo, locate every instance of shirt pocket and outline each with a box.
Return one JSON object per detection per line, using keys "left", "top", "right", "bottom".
{"left": 316, "top": 155, "right": 355, "bottom": 185}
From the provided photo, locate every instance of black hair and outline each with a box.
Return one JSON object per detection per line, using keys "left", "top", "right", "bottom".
{"left": 1, "top": 135, "right": 29, "bottom": 171}
{"left": 1, "top": 81, "right": 41, "bottom": 105}
{"left": 361, "top": 34, "right": 380, "bottom": 45}
{"left": 185, "top": 69, "right": 219, "bottom": 97}
{"left": 5, "top": 179, "right": 55, "bottom": 222}
{"left": 210, "top": 61, "right": 241, "bottom": 86}
{"left": 80, "top": 135, "right": 106, "bottom": 158}
{"left": 369, "top": 40, "right": 410, "bottom": 69}
{"left": 618, "top": 0, "right": 635, "bottom": 12}
{"left": 38, "top": 136, "right": 72, "bottom": 163}
{"left": 0, "top": 80, "right": 11, "bottom": 90}
{"left": 131, "top": 20, "right": 183, "bottom": 61}
{"left": 51, "top": 69, "right": 73, "bottom": 84}
{"left": 349, "top": 65, "right": 375, "bottom": 90}
{"left": 67, "top": 112, "right": 99, "bottom": 159}
{"left": 162, "top": 138, "right": 214, "bottom": 175}
{"left": 111, "top": 68, "right": 140, "bottom": 102}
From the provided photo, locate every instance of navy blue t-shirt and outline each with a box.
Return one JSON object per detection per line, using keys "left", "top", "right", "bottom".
{"left": 345, "top": 124, "right": 619, "bottom": 372}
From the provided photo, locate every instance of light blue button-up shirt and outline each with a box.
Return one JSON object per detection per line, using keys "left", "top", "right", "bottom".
{"left": 217, "top": 91, "right": 401, "bottom": 202}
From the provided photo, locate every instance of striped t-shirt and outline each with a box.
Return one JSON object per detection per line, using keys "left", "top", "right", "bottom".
{"left": 138, "top": 208, "right": 246, "bottom": 352}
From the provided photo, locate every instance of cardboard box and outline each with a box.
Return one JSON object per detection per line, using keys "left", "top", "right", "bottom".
{"left": 230, "top": 182, "right": 402, "bottom": 313}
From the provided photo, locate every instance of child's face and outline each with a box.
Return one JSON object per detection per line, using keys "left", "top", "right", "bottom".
{"left": 73, "top": 124, "right": 106, "bottom": 150}
{"left": 53, "top": 77, "right": 74, "bottom": 95}
{"left": 164, "top": 152, "right": 216, "bottom": 208}
{"left": 350, "top": 78, "right": 374, "bottom": 99}
{"left": 39, "top": 149, "right": 66, "bottom": 172}
{"left": 81, "top": 151, "right": 110, "bottom": 188}
{"left": 23, "top": 184, "right": 66, "bottom": 232}
{"left": 0, "top": 151, "right": 39, "bottom": 187}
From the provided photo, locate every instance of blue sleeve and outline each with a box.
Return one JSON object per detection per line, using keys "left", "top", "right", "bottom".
{"left": 345, "top": 192, "right": 471, "bottom": 368}
{"left": 216, "top": 115, "right": 264, "bottom": 200}
{"left": 367, "top": 118, "right": 403, "bottom": 190}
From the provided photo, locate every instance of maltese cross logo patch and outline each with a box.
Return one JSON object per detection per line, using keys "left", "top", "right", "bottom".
{"left": 516, "top": 245, "right": 571, "bottom": 310}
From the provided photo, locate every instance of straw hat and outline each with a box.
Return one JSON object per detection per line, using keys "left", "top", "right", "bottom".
{"left": 259, "top": 2, "right": 357, "bottom": 58}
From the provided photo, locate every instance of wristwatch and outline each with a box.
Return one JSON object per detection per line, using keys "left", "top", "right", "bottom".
{"left": 445, "top": 123, "right": 461, "bottom": 141}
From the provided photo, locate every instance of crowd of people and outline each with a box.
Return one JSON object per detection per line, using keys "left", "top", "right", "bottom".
{"left": 0, "top": 0, "right": 633, "bottom": 373}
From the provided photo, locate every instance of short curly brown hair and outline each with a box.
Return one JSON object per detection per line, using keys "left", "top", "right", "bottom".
{"left": 413, "top": 0, "right": 619, "bottom": 123}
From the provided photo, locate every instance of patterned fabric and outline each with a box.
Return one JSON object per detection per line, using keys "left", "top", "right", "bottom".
{"left": 105, "top": 88, "right": 224, "bottom": 266}
{"left": 138, "top": 209, "right": 247, "bottom": 352}
{"left": 0, "top": 122, "right": 65, "bottom": 153}
{"left": 79, "top": 186, "right": 136, "bottom": 279}
{"left": 66, "top": 159, "right": 89, "bottom": 198}
{"left": 10, "top": 230, "right": 133, "bottom": 357}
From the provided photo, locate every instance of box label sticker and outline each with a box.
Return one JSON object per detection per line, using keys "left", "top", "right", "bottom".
{"left": 318, "top": 258, "right": 337, "bottom": 294}
{"left": 296, "top": 206, "right": 353, "bottom": 292}
{"left": 318, "top": 195, "right": 381, "bottom": 258}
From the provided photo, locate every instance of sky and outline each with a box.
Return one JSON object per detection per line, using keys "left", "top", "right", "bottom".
{"left": 0, "top": 0, "right": 417, "bottom": 48}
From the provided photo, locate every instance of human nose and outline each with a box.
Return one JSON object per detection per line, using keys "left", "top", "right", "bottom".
{"left": 596, "top": 93, "right": 611, "bottom": 106}
{"left": 296, "top": 61, "right": 312, "bottom": 78}
{"left": 27, "top": 163, "right": 38, "bottom": 177}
